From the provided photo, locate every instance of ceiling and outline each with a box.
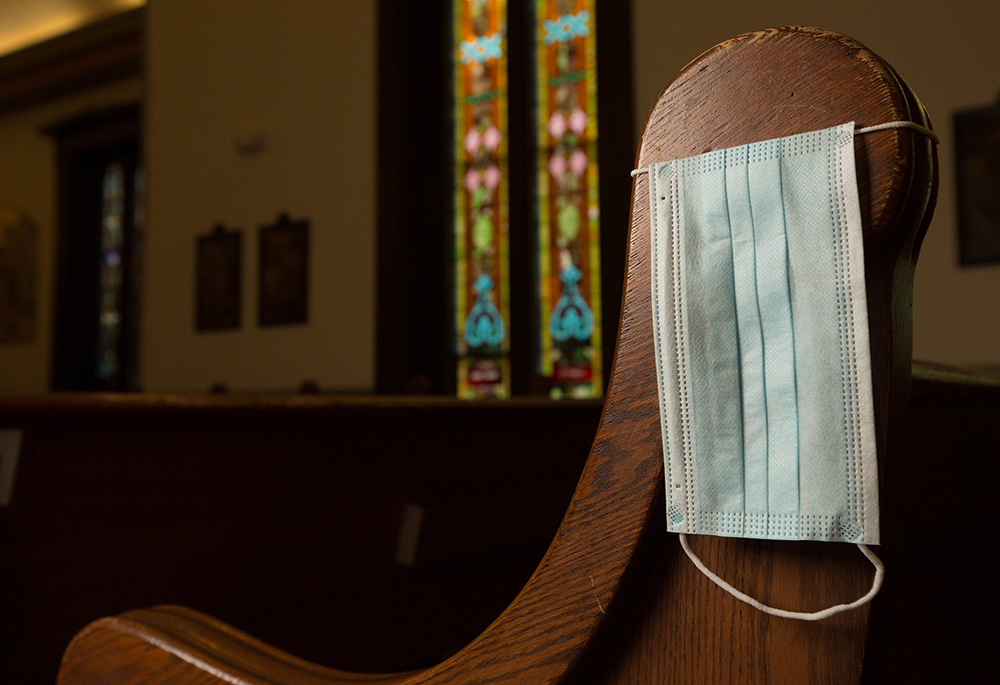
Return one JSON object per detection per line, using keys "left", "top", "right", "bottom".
{"left": 0, "top": 0, "right": 144, "bottom": 57}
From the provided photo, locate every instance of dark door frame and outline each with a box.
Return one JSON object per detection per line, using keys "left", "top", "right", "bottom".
{"left": 45, "top": 104, "right": 142, "bottom": 391}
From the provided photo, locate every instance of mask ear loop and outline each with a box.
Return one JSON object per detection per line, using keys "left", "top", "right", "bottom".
{"left": 855, "top": 120, "right": 939, "bottom": 144}
{"left": 679, "top": 533, "right": 885, "bottom": 621}
{"left": 630, "top": 120, "right": 940, "bottom": 177}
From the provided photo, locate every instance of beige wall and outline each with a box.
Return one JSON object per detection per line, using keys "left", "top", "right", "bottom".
{"left": 0, "top": 78, "right": 143, "bottom": 392}
{"left": 631, "top": 0, "right": 1000, "bottom": 366}
{"left": 141, "top": 0, "right": 376, "bottom": 392}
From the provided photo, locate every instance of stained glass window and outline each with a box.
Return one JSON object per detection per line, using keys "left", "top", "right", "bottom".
{"left": 97, "top": 162, "right": 126, "bottom": 380}
{"left": 128, "top": 165, "right": 144, "bottom": 383}
{"left": 535, "top": 0, "right": 601, "bottom": 399}
{"left": 453, "top": 0, "right": 511, "bottom": 399}
{"left": 451, "top": 0, "right": 603, "bottom": 399}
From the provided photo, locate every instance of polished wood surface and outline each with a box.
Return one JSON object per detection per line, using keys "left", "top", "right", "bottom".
{"left": 1, "top": 395, "right": 598, "bottom": 682}
{"left": 885, "top": 362, "right": 1000, "bottom": 683}
{"left": 56, "top": 28, "right": 939, "bottom": 684}
{"left": 585, "top": 26, "right": 937, "bottom": 684}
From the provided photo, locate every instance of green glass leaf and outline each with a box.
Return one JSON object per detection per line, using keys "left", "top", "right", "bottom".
{"left": 472, "top": 185, "right": 488, "bottom": 209}
{"left": 557, "top": 202, "right": 581, "bottom": 242}
{"left": 473, "top": 213, "right": 494, "bottom": 250}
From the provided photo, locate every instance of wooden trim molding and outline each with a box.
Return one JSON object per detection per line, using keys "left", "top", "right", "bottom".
{"left": 0, "top": 7, "right": 143, "bottom": 115}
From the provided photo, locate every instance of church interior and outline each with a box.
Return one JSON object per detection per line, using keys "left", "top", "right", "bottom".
{"left": 0, "top": 0, "right": 998, "bottom": 682}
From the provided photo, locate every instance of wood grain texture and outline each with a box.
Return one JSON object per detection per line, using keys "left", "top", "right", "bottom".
{"left": 60, "top": 607, "right": 415, "bottom": 685}
{"left": 2, "top": 396, "right": 598, "bottom": 681}
{"left": 56, "top": 27, "right": 937, "bottom": 684}
{"left": 584, "top": 26, "right": 937, "bottom": 685}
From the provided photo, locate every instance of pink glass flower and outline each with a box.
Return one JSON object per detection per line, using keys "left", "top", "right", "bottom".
{"left": 569, "top": 149, "right": 588, "bottom": 176}
{"left": 463, "top": 128, "right": 482, "bottom": 156}
{"left": 548, "top": 154, "right": 567, "bottom": 178}
{"left": 484, "top": 164, "right": 501, "bottom": 190}
{"left": 547, "top": 112, "right": 567, "bottom": 139}
{"left": 483, "top": 125, "right": 501, "bottom": 151}
{"left": 569, "top": 107, "right": 588, "bottom": 135}
{"left": 464, "top": 169, "right": 482, "bottom": 193}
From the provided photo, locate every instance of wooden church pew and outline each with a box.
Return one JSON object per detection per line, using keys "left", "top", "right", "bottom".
{"left": 2, "top": 368, "right": 994, "bottom": 682}
{"left": 3, "top": 24, "right": 984, "bottom": 683}
{"left": 0, "top": 395, "right": 600, "bottom": 682}
{"left": 52, "top": 26, "right": 953, "bottom": 683}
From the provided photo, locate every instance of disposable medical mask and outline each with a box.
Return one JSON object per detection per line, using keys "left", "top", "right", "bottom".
{"left": 633, "top": 120, "right": 937, "bottom": 620}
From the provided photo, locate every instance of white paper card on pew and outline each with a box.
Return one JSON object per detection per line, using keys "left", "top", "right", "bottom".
{"left": 0, "top": 429, "right": 23, "bottom": 506}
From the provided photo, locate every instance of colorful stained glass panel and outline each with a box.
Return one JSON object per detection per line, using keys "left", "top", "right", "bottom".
{"left": 535, "top": 0, "right": 602, "bottom": 398}
{"left": 97, "top": 162, "right": 125, "bottom": 380}
{"left": 454, "top": 0, "right": 511, "bottom": 399}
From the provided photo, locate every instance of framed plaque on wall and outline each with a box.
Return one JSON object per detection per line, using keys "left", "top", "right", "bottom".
{"left": 0, "top": 205, "right": 37, "bottom": 344}
{"left": 196, "top": 224, "right": 241, "bottom": 331}
{"left": 259, "top": 213, "right": 309, "bottom": 326}
{"left": 955, "top": 100, "right": 1000, "bottom": 265}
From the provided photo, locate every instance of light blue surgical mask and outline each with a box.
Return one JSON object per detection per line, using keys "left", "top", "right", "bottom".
{"left": 637, "top": 121, "right": 937, "bottom": 620}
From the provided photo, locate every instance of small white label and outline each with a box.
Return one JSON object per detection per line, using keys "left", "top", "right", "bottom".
{"left": 394, "top": 502, "right": 425, "bottom": 567}
{"left": 0, "top": 429, "right": 23, "bottom": 506}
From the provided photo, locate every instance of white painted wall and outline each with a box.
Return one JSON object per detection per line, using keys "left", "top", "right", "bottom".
{"left": 631, "top": 0, "right": 1000, "bottom": 366}
{"left": 142, "top": 0, "right": 376, "bottom": 392}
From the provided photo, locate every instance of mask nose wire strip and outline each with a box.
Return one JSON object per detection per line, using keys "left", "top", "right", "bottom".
{"left": 679, "top": 533, "right": 885, "bottom": 621}
{"left": 629, "top": 120, "right": 939, "bottom": 176}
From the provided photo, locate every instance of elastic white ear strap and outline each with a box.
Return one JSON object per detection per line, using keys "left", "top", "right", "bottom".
{"left": 855, "top": 120, "right": 940, "bottom": 144}
{"left": 630, "top": 120, "right": 939, "bottom": 177}
{"left": 679, "top": 533, "right": 885, "bottom": 621}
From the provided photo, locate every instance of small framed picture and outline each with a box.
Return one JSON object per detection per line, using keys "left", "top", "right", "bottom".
{"left": 196, "top": 224, "right": 241, "bottom": 331}
{"left": 0, "top": 206, "right": 37, "bottom": 344}
{"left": 259, "top": 214, "right": 309, "bottom": 326}
{"left": 954, "top": 101, "right": 1000, "bottom": 265}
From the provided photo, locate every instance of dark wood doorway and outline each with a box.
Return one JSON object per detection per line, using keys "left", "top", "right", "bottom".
{"left": 46, "top": 104, "right": 142, "bottom": 391}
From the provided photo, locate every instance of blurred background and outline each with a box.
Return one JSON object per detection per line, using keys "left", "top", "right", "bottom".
{"left": 0, "top": 0, "right": 997, "bottom": 396}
